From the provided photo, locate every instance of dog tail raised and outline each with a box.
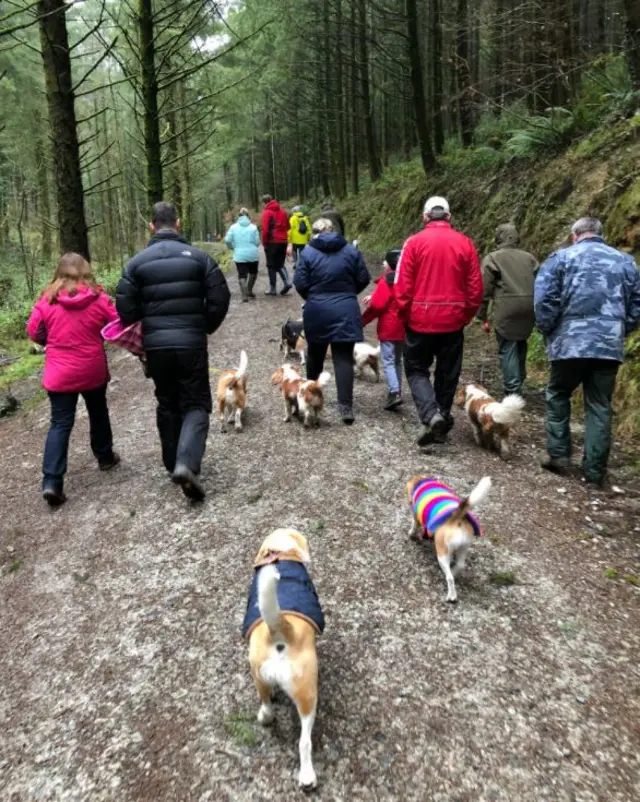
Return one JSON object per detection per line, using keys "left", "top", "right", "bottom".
{"left": 316, "top": 371, "right": 331, "bottom": 389}
{"left": 236, "top": 349, "right": 248, "bottom": 380}
{"left": 449, "top": 476, "right": 492, "bottom": 524}
{"left": 258, "top": 564, "right": 281, "bottom": 635}
{"left": 491, "top": 394, "right": 525, "bottom": 426}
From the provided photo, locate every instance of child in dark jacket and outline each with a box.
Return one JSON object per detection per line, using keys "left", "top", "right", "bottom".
{"left": 362, "top": 248, "right": 405, "bottom": 410}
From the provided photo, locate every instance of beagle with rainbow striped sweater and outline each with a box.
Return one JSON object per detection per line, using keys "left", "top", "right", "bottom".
{"left": 406, "top": 475, "right": 492, "bottom": 602}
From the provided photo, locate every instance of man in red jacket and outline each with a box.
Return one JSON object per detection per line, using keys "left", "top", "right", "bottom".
{"left": 395, "top": 196, "right": 483, "bottom": 446}
{"left": 261, "top": 194, "right": 292, "bottom": 296}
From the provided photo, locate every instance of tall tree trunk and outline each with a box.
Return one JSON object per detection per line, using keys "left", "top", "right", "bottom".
{"left": 38, "top": 0, "right": 90, "bottom": 259}
{"left": 357, "top": 0, "right": 382, "bottom": 181}
{"left": 350, "top": 0, "right": 359, "bottom": 194}
{"left": 36, "top": 132, "right": 52, "bottom": 261}
{"left": 334, "top": 0, "right": 347, "bottom": 197}
{"left": 322, "top": 0, "right": 334, "bottom": 196}
{"left": 456, "top": 0, "right": 473, "bottom": 147}
{"left": 406, "top": 0, "right": 435, "bottom": 174}
{"left": 139, "top": 0, "right": 163, "bottom": 207}
{"left": 493, "top": 0, "right": 506, "bottom": 110}
{"left": 431, "top": 0, "right": 445, "bottom": 153}
{"left": 623, "top": 0, "right": 640, "bottom": 90}
{"left": 178, "top": 80, "right": 192, "bottom": 241}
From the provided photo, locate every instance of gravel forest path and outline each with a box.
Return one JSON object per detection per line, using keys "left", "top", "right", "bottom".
{"left": 1, "top": 255, "right": 639, "bottom": 802}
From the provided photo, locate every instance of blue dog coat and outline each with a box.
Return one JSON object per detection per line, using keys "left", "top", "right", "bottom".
{"left": 242, "top": 560, "right": 325, "bottom": 639}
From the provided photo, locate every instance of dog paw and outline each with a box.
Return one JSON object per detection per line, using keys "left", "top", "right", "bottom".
{"left": 446, "top": 595, "right": 458, "bottom": 604}
{"left": 257, "top": 705, "right": 274, "bottom": 726}
{"left": 298, "top": 768, "right": 317, "bottom": 791}
{"left": 235, "top": 424, "right": 243, "bottom": 432}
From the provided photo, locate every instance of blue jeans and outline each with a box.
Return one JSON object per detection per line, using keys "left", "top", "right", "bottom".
{"left": 381, "top": 341, "right": 403, "bottom": 394}
{"left": 43, "top": 385, "right": 114, "bottom": 489}
{"left": 292, "top": 244, "right": 305, "bottom": 269}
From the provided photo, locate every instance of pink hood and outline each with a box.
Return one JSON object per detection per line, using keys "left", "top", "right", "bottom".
{"left": 27, "top": 285, "right": 118, "bottom": 393}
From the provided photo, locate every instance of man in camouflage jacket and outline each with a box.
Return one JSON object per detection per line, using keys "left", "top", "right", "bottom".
{"left": 534, "top": 217, "right": 640, "bottom": 486}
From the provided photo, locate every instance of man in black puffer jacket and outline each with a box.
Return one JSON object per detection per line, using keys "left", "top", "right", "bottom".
{"left": 116, "top": 202, "right": 230, "bottom": 500}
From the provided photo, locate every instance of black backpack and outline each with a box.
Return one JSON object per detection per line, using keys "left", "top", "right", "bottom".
{"left": 298, "top": 217, "right": 308, "bottom": 235}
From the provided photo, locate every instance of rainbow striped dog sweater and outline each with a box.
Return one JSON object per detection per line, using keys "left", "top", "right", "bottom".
{"left": 411, "top": 478, "right": 483, "bottom": 539}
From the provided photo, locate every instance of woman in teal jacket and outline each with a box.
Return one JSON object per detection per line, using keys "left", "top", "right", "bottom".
{"left": 224, "top": 208, "right": 261, "bottom": 302}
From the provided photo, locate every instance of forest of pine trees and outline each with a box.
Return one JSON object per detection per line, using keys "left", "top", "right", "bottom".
{"left": 0, "top": 0, "right": 638, "bottom": 272}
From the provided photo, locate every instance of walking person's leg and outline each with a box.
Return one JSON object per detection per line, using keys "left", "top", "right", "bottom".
{"left": 306, "top": 342, "right": 328, "bottom": 381}
{"left": 274, "top": 243, "right": 292, "bottom": 295}
{"left": 381, "top": 341, "right": 402, "bottom": 410}
{"left": 236, "top": 263, "right": 250, "bottom": 302}
{"left": 394, "top": 341, "right": 404, "bottom": 397}
{"left": 145, "top": 350, "right": 183, "bottom": 474}
{"left": 497, "top": 333, "right": 523, "bottom": 395}
{"left": 581, "top": 359, "right": 619, "bottom": 486}
{"left": 82, "top": 385, "right": 119, "bottom": 470}
{"left": 403, "top": 328, "right": 442, "bottom": 445}
{"left": 432, "top": 330, "right": 464, "bottom": 432}
{"left": 542, "top": 359, "right": 583, "bottom": 473}
{"left": 331, "top": 342, "right": 356, "bottom": 423}
{"left": 517, "top": 339, "right": 528, "bottom": 391}
{"left": 42, "top": 391, "right": 79, "bottom": 504}
{"left": 264, "top": 244, "right": 277, "bottom": 295}
{"left": 173, "top": 349, "right": 212, "bottom": 500}
{"left": 247, "top": 262, "right": 259, "bottom": 298}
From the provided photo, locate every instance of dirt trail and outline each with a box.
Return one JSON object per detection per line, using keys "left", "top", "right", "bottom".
{"left": 1, "top": 262, "right": 639, "bottom": 802}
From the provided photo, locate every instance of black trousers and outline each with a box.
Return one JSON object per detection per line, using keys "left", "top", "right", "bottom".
{"left": 43, "top": 385, "right": 113, "bottom": 488}
{"left": 235, "top": 261, "right": 259, "bottom": 279}
{"left": 403, "top": 328, "right": 464, "bottom": 424}
{"left": 307, "top": 341, "right": 355, "bottom": 407}
{"left": 265, "top": 242, "right": 287, "bottom": 290}
{"left": 145, "top": 349, "right": 212, "bottom": 475}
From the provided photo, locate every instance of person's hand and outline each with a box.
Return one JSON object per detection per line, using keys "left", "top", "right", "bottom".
{"left": 286, "top": 244, "right": 293, "bottom": 258}
{"left": 362, "top": 294, "right": 372, "bottom": 308}
{"left": 482, "top": 321, "right": 490, "bottom": 334}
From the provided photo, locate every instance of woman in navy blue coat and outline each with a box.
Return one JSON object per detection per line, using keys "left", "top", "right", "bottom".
{"left": 294, "top": 219, "right": 370, "bottom": 423}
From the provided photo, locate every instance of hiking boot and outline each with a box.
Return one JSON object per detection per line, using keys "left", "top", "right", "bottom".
{"left": 43, "top": 484, "right": 66, "bottom": 507}
{"left": 384, "top": 392, "right": 403, "bottom": 411}
{"left": 429, "top": 412, "right": 448, "bottom": 443}
{"left": 172, "top": 463, "right": 205, "bottom": 501}
{"left": 339, "top": 404, "right": 355, "bottom": 425}
{"left": 99, "top": 451, "right": 121, "bottom": 471}
{"left": 265, "top": 288, "right": 277, "bottom": 296}
{"left": 239, "top": 277, "right": 249, "bottom": 303}
{"left": 280, "top": 283, "right": 292, "bottom": 296}
{"left": 247, "top": 275, "right": 257, "bottom": 298}
{"left": 582, "top": 470, "right": 608, "bottom": 490}
{"left": 416, "top": 425, "right": 434, "bottom": 447}
{"left": 540, "top": 454, "right": 571, "bottom": 475}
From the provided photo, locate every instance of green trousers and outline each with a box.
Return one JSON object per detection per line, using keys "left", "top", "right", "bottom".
{"left": 497, "top": 334, "right": 527, "bottom": 395}
{"left": 546, "top": 359, "right": 619, "bottom": 484}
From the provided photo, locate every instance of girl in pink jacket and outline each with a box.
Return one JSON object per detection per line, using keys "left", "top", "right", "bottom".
{"left": 27, "top": 253, "right": 120, "bottom": 506}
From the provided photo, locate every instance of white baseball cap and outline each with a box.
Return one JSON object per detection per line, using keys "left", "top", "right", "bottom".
{"left": 423, "top": 196, "right": 450, "bottom": 215}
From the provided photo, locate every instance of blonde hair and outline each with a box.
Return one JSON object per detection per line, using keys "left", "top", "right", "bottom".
{"left": 44, "top": 253, "right": 97, "bottom": 303}
{"left": 239, "top": 207, "right": 250, "bottom": 217}
{"left": 312, "top": 218, "right": 334, "bottom": 235}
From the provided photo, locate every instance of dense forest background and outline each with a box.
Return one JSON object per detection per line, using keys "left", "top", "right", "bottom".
{"left": 1, "top": 0, "right": 638, "bottom": 266}
{"left": 1, "top": 0, "right": 640, "bottom": 431}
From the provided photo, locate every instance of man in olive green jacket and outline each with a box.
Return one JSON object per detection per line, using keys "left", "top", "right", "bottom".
{"left": 478, "top": 224, "right": 538, "bottom": 395}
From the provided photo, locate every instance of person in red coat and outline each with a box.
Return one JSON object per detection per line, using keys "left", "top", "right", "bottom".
{"left": 260, "top": 194, "right": 292, "bottom": 296}
{"left": 395, "top": 197, "right": 483, "bottom": 446}
{"left": 362, "top": 248, "right": 405, "bottom": 410}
